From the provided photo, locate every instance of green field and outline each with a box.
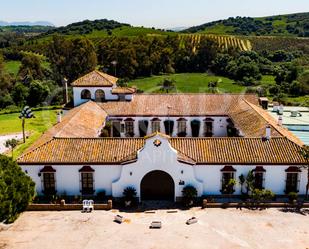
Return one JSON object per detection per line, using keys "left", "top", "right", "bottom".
{"left": 128, "top": 73, "right": 247, "bottom": 93}
{"left": 0, "top": 110, "right": 58, "bottom": 157}
{"left": 4, "top": 58, "right": 50, "bottom": 76}
{"left": 4, "top": 60, "right": 21, "bottom": 76}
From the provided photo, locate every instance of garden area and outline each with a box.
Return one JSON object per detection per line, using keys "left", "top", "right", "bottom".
{"left": 0, "top": 108, "right": 58, "bottom": 158}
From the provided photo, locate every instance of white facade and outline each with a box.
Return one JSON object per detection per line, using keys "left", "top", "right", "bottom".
{"left": 73, "top": 86, "right": 133, "bottom": 106}
{"left": 21, "top": 135, "right": 307, "bottom": 200}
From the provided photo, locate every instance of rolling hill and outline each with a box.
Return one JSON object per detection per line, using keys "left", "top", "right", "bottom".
{"left": 184, "top": 12, "right": 309, "bottom": 37}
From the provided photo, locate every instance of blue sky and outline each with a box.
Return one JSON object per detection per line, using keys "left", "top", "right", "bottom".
{"left": 1, "top": 0, "right": 309, "bottom": 28}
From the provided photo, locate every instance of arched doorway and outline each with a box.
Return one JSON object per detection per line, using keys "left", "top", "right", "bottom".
{"left": 95, "top": 89, "right": 105, "bottom": 102}
{"left": 140, "top": 170, "right": 175, "bottom": 201}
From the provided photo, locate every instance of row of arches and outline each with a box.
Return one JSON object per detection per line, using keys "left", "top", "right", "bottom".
{"left": 81, "top": 89, "right": 105, "bottom": 102}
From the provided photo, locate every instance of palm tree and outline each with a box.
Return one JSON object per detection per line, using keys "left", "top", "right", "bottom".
{"left": 19, "top": 106, "right": 35, "bottom": 143}
{"left": 161, "top": 78, "right": 175, "bottom": 93}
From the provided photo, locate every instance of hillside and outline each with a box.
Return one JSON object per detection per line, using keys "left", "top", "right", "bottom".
{"left": 184, "top": 12, "right": 309, "bottom": 37}
{"left": 42, "top": 19, "right": 173, "bottom": 37}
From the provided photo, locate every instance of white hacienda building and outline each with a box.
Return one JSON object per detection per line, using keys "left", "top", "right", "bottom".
{"left": 18, "top": 70, "right": 307, "bottom": 201}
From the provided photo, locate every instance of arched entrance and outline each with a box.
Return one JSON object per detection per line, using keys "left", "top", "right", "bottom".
{"left": 140, "top": 170, "right": 175, "bottom": 201}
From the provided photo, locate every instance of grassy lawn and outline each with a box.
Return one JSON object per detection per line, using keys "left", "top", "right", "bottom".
{"left": 260, "top": 75, "right": 276, "bottom": 86}
{"left": 4, "top": 60, "right": 21, "bottom": 76}
{"left": 0, "top": 110, "right": 58, "bottom": 158}
{"left": 128, "top": 73, "right": 246, "bottom": 93}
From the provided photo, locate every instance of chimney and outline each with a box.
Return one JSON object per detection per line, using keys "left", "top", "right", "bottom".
{"left": 265, "top": 125, "right": 271, "bottom": 140}
{"left": 57, "top": 111, "right": 62, "bottom": 123}
{"left": 278, "top": 116, "right": 283, "bottom": 126}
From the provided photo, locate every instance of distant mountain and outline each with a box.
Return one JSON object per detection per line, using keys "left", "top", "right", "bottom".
{"left": 0, "top": 21, "right": 54, "bottom": 26}
{"left": 183, "top": 12, "right": 309, "bottom": 37}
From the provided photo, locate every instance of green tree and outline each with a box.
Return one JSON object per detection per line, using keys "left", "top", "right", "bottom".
{"left": 48, "top": 35, "right": 97, "bottom": 83}
{"left": 0, "top": 53, "right": 15, "bottom": 108}
{"left": 4, "top": 139, "right": 18, "bottom": 158}
{"left": 18, "top": 53, "right": 44, "bottom": 81}
{"left": 27, "top": 81, "right": 50, "bottom": 107}
{"left": 0, "top": 155, "right": 35, "bottom": 223}
{"left": 245, "top": 170, "right": 255, "bottom": 194}
{"left": 11, "top": 83, "right": 29, "bottom": 106}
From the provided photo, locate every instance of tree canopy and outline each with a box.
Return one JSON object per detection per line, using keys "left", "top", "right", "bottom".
{"left": 0, "top": 155, "right": 35, "bottom": 223}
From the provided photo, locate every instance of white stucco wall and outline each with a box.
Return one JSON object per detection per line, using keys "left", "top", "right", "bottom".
{"left": 20, "top": 134, "right": 308, "bottom": 199}
{"left": 21, "top": 165, "right": 122, "bottom": 196}
{"left": 73, "top": 86, "right": 119, "bottom": 106}
{"left": 194, "top": 165, "right": 307, "bottom": 195}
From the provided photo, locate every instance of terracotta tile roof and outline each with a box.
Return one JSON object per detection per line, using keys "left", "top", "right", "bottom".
{"left": 25, "top": 101, "right": 107, "bottom": 153}
{"left": 71, "top": 70, "right": 118, "bottom": 87}
{"left": 111, "top": 87, "right": 136, "bottom": 94}
{"left": 18, "top": 136, "right": 306, "bottom": 165}
{"left": 98, "top": 94, "right": 258, "bottom": 116}
{"left": 18, "top": 137, "right": 145, "bottom": 164}
{"left": 244, "top": 101, "right": 304, "bottom": 146}
{"left": 170, "top": 137, "right": 306, "bottom": 165}
{"left": 229, "top": 98, "right": 282, "bottom": 138}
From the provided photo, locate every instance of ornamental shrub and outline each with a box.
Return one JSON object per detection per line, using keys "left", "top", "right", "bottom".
{"left": 182, "top": 185, "right": 198, "bottom": 206}
{"left": 0, "top": 155, "right": 35, "bottom": 223}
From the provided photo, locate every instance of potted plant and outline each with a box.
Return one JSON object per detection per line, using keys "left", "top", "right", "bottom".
{"left": 182, "top": 185, "right": 198, "bottom": 207}
{"left": 288, "top": 192, "right": 298, "bottom": 204}
{"left": 123, "top": 187, "right": 137, "bottom": 207}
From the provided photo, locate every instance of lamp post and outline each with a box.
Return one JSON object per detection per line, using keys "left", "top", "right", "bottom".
{"left": 111, "top": 60, "right": 117, "bottom": 77}
{"left": 19, "top": 106, "right": 35, "bottom": 143}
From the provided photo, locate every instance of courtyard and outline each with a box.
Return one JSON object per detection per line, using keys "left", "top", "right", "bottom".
{"left": 0, "top": 208, "right": 308, "bottom": 249}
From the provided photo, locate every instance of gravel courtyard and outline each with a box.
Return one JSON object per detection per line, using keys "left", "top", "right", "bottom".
{"left": 0, "top": 208, "right": 308, "bottom": 249}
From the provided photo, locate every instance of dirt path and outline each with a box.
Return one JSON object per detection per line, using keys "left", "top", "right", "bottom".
{"left": 0, "top": 133, "right": 23, "bottom": 154}
{"left": 0, "top": 208, "right": 308, "bottom": 249}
